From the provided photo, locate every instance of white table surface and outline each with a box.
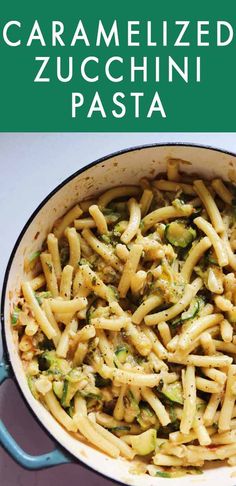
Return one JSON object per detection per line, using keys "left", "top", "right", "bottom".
{"left": 1, "top": 132, "right": 236, "bottom": 485}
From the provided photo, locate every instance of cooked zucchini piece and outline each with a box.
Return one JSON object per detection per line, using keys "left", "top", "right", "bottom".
{"left": 61, "top": 379, "right": 82, "bottom": 408}
{"left": 161, "top": 381, "right": 183, "bottom": 405}
{"left": 165, "top": 221, "right": 196, "bottom": 248}
{"left": 67, "top": 400, "right": 75, "bottom": 418}
{"left": 66, "top": 368, "right": 83, "bottom": 383}
{"left": 181, "top": 297, "right": 200, "bottom": 321}
{"left": 171, "top": 296, "right": 202, "bottom": 327}
{"left": 115, "top": 345, "right": 128, "bottom": 364}
{"left": 107, "top": 285, "right": 119, "bottom": 301}
{"left": 129, "top": 428, "right": 156, "bottom": 455}
{"left": 86, "top": 305, "right": 96, "bottom": 324}
{"left": 80, "top": 388, "right": 101, "bottom": 400}
{"left": 137, "top": 402, "right": 159, "bottom": 430}
{"left": 61, "top": 368, "right": 84, "bottom": 407}
{"left": 127, "top": 390, "right": 140, "bottom": 415}
{"left": 197, "top": 295, "right": 206, "bottom": 312}
{"left": 52, "top": 381, "right": 64, "bottom": 400}
{"left": 40, "top": 350, "right": 71, "bottom": 376}
{"left": 170, "top": 317, "right": 182, "bottom": 328}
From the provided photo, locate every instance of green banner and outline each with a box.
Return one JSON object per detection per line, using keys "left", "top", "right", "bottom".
{"left": 0, "top": 0, "right": 235, "bottom": 131}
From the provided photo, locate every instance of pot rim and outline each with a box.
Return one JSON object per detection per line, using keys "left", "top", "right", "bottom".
{"left": 1, "top": 141, "right": 236, "bottom": 480}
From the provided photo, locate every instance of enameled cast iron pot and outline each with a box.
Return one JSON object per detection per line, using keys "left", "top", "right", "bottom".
{"left": 1, "top": 143, "right": 236, "bottom": 485}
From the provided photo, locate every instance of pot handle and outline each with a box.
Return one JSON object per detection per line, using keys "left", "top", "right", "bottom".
{"left": 0, "top": 357, "right": 71, "bottom": 469}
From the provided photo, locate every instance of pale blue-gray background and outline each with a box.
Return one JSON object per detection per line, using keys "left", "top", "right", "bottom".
{"left": 1, "top": 133, "right": 236, "bottom": 485}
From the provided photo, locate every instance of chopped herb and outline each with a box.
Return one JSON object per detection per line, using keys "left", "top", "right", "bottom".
{"left": 46, "top": 262, "right": 53, "bottom": 272}
{"left": 170, "top": 316, "right": 182, "bottom": 328}
{"left": 35, "top": 291, "right": 52, "bottom": 305}
{"left": 86, "top": 304, "right": 96, "bottom": 324}
{"left": 66, "top": 401, "right": 75, "bottom": 418}
{"left": 35, "top": 294, "right": 41, "bottom": 305}
{"left": 100, "top": 234, "right": 111, "bottom": 244}
{"left": 208, "top": 257, "right": 218, "bottom": 265}
{"left": 108, "top": 285, "right": 119, "bottom": 301}
{"left": 79, "top": 257, "right": 93, "bottom": 268}
{"left": 29, "top": 250, "right": 41, "bottom": 262}
{"left": 92, "top": 276, "right": 97, "bottom": 285}
{"left": 11, "top": 306, "right": 21, "bottom": 325}
{"left": 155, "top": 471, "right": 171, "bottom": 478}
{"left": 205, "top": 249, "right": 219, "bottom": 267}
{"left": 113, "top": 221, "right": 125, "bottom": 236}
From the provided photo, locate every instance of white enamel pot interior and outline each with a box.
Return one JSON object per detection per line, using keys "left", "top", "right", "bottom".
{"left": 3, "top": 143, "right": 236, "bottom": 486}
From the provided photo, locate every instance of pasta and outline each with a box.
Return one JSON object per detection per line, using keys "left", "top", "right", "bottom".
{"left": 180, "top": 366, "right": 196, "bottom": 434}
{"left": 12, "top": 166, "right": 236, "bottom": 477}
{"left": 47, "top": 233, "right": 62, "bottom": 281}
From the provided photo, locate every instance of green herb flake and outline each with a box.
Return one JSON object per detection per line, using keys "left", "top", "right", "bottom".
{"left": 101, "top": 234, "right": 111, "bottom": 244}
{"left": 35, "top": 291, "right": 52, "bottom": 305}
{"left": 29, "top": 250, "right": 41, "bottom": 263}
{"left": 46, "top": 262, "right": 53, "bottom": 272}
{"left": 139, "top": 220, "right": 145, "bottom": 230}
{"left": 11, "top": 306, "right": 21, "bottom": 325}
{"left": 108, "top": 285, "right": 119, "bottom": 301}
{"left": 155, "top": 471, "right": 171, "bottom": 478}
{"left": 79, "top": 258, "right": 93, "bottom": 268}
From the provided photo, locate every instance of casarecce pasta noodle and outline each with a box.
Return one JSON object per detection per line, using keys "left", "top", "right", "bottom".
{"left": 11, "top": 158, "right": 236, "bottom": 478}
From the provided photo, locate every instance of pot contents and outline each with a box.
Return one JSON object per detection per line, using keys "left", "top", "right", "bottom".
{"left": 11, "top": 159, "right": 236, "bottom": 477}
